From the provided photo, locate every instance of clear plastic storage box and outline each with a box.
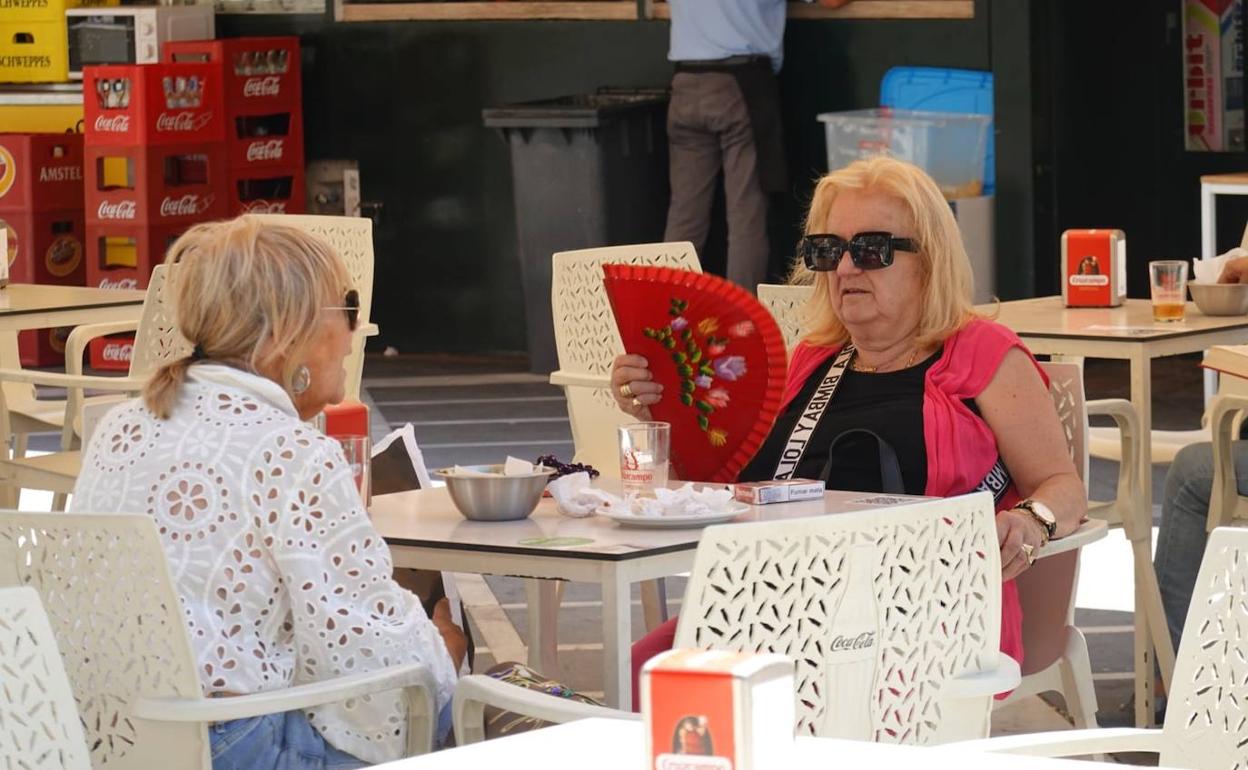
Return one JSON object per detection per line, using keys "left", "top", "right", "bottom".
{"left": 817, "top": 108, "right": 991, "bottom": 200}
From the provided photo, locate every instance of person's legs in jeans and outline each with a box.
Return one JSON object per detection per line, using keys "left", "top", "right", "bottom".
{"left": 1156, "top": 440, "right": 1248, "bottom": 652}
{"left": 665, "top": 72, "right": 723, "bottom": 258}
{"left": 713, "top": 77, "right": 769, "bottom": 291}
{"left": 210, "top": 711, "right": 368, "bottom": 770}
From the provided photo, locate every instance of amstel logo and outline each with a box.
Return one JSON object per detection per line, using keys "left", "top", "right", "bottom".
{"left": 0, "top": 145, "right": 15, "bottom": 202}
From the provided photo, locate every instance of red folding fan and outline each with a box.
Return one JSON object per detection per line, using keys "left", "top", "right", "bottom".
{"left": 603, "top": 264, "right": 788, "bottom": 483}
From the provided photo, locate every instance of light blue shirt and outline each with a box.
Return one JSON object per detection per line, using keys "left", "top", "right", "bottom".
{"left": 668, "top": 0, "right": 788, "bottom": 72}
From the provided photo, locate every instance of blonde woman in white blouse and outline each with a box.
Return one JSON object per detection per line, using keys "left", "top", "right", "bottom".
{"left": 72, "top": 217, "right": 465, "bottom": 769}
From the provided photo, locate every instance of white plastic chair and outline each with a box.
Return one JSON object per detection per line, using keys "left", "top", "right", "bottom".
{"left": 1207, "top": 391, "right": 1248, "bottom": 528}
{"left": 953, "top": 526, "right": 1248, "bottom": 768}
{"left": 757, "top": 283, "right": 812, "bottom": 351}
{"left": 0, "top": 585, "right": 91, "bottom": 769}
{"left": 453, "top": 492, "right": 1021, "bottom": 746}
{"left": 0, "top": 511, "right": 440, "bottom": 769}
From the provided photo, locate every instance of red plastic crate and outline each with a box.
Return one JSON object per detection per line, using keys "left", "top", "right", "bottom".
{"left": 0, "top": 209, "right": 87, "bottom": 285}
{"left": 228, "top": 165, "right": 305, "bottom": 216}
{"left": 84, "top": 222, "right": 184, "bottom": 290}
{"left": 83, "top": 63, "right": 225, "bottom": 147}
{"left": 19, "top": 327, "right": 72, "bottom": 368}
{"left": 89, "top": 333, "right": 133, "bottom": 372}
{"left": 0, "top": 133, "right": 84, "bottom": 213}
{"left": 164, "top": 37, "right": 301, "bottom": 113}
{"left": 228, "top": 113, "right": 304, "bottom": 171}
{"left": 84, "top": 142, "right": 227, "bottom": 226}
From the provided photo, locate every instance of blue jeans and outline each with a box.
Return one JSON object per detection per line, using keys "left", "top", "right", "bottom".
{"left": 210, "top": 711, "right": 367, "bottom": 770}
{"left": 1154, "top": 441, "right": 1248, "bottom": 652}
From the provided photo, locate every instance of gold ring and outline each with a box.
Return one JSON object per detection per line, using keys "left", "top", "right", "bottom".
{"left": 619, "top": 383, "right": 634, "bottom": 399}
{"left": 631, "top": 397, "right": 643, "bottom": 409}
{"left": 1020, "top": 543, "right": 1036, "bottom": 565}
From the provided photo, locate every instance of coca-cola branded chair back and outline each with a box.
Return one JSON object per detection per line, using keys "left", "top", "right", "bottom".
{"left": 550, "top": 241, "right": 700, "bottom": 475}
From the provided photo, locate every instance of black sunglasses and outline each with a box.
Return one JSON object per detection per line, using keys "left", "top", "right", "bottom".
{"left": 799, "top": 232, "right": 919, "bottom": 272}
{"left": 325, "top": 289, "right": 360, "bottom": 331}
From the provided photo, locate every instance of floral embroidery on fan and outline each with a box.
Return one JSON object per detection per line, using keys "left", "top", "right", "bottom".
{"left": 643, "top": 297, "right": 754, "bottom": 447}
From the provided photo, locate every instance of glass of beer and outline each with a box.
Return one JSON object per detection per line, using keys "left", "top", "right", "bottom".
{"left": 1149, "top": 260, "right": 1189, "bottom": 322}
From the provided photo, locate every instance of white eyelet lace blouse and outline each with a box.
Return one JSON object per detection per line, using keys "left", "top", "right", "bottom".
{"left": 71, "top": 364, "right": 457, "bottom": 764}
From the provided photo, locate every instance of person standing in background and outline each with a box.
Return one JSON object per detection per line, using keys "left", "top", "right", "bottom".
{"left": 665, "top": 0, "right": 851, "bottom": 290}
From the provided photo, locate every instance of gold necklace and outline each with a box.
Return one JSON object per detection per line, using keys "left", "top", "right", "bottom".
{"left": 851, "top": 346, "right": 918, "bottom": 373}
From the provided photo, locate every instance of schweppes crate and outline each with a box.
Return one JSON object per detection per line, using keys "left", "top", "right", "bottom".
{"left": 0, "top": 0, "right": 117, "bottom": 24}
{"left": 0, "top": 20, "right": 69, "bottom": 83}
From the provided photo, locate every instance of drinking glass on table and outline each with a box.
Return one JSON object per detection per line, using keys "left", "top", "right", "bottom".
{"left": 337, "top": 434, "right": 372, "bottom": 505}
{"left": 1149, "top": 260, "right": 1189, "bottom": 322}
{"left": 619, "top": 422, "right": 670, "bottom": 495}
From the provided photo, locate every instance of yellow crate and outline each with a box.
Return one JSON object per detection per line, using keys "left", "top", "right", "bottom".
{"left": 0, "top": 104, "right": 82, "bottom": 132}
{"left": 1, "top": 0, "right": 119, "bottom": 24}
{"left": 0, "top": 20, "right": 68, "bottom": 82}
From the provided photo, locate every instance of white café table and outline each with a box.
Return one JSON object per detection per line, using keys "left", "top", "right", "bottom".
{"left": 377, "top": 718, "right": 1104, "bottom": 770}
{"left": 370, "top": 486, "right": 926, "bottom": 710}
{"left": 0, "top": 283, "right": 145, "bottom": 330}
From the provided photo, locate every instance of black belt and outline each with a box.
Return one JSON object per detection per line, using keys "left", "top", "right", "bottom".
{"left": 674, "top": 54, "right": 771, "bottom": 70}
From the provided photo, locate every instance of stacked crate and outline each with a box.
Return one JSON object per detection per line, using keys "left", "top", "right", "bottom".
{"left": 0, "top": 133, "right": 87, "bottom": 366}
{"left": 0, "top": 0, "right": 117, "bottom": 83}
{"left": 82, "top": 61, "right": 227, "bottom": 369}
{"left": 165, "top": 37, "right": 305, "bottom": 216}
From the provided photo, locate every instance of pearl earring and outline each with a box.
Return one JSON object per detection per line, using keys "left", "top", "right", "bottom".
{"left": 291, "top": 365, "right": 311, "bottom": 395}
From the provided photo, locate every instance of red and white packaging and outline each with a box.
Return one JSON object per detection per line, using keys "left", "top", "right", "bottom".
{"left": 19, "top": 326, "right": 73, "bottom": 368}
{"left": 89, "top": 333, "right": 134, "bottom": 372}
{"left": 0, "top": 133, "right": 85, "bottom": 213}
{"left": 227, "top": 165, "right": 305, "bottom": 216}
{"left": 642, "top": 649, "right": 794, "bottom": 770}
{"left": 83, "top": 63, "right": 225, "bottom": 147}
{"left": 0, "top": 209, "right": 87, "bottom": 285}
{"left": 164, "top": 37, "right": 301, "bottom": 113}
{"left": 1061, "top": 229, "right": 1127, "bottom": 308}
{"left": 84, "top": 221, "right": 185, "bottom": 291}
{"left": 733, "top": 479, "right": 825, "bottom": 505}
{"left": 84, "top": 142, "right": 226, "bottom": 226}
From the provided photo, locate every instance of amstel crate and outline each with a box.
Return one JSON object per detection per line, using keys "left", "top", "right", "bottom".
{"left": 83, "top": 221, "right": 184, "bottom": 291}
{"left": 83, "top": 62, "right": 225, "bottom": 146}
{"left": 228, "top": 164, "right": 304, "bottom": 216}
{"left": 0, "top": 132, "right": 84, "bottom": 212}
{"left": 1, "top": 0, "right": 118, "bottom": 24}
{"left": 84, "top": 142, "right": 226, "bottom": 226}
{"left": 0, "top": 208, "right": 86, "bottom": 285}
{"left": 164, "top": 37, "right": 301, "bottom": 113}
{"left": 0, "top": 20, "right": 69, "bottom": 83}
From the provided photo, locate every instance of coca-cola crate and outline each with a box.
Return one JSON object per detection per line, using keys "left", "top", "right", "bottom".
{"left": 164, "top": 37, "right": 301, "bottom": 113}
{"left": 0, "top": 133, "right": 84, "bottom": 213}
{"left": 0, "top": 209, "right": 86, "bottom": 285}
{"left": 85, "top": 143, "right": 226, "bottom": 226}
{"left": 228, "top": 165, "right": 305, "bottom": 216}
{"left": 19, "top": 326, "right": 72, "bottom": 368}
{"left": 84, "top": 63, "right": 225, "bottom": 147}
{"left": 89, "top": 333, "right": 133, "bottom": 372}
{"left": 228, "top": 113, "right": 304, "bottom": 171}
{"left": 84, "top": 222, "right": 184, "bottom": 290}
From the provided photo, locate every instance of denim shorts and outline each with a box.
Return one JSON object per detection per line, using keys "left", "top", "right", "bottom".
{"left": 210, "top": 710, "right": 367, "bottom": 770}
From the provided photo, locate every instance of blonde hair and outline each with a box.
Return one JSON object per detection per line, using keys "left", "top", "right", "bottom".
{"left": 144, "top": 216, "right": 352, "bottom": 419}
{"left": 787, "top": 156, "right": 980, "bottom": 348}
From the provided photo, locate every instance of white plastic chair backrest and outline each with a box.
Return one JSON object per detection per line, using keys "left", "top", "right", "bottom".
{"left": 757, "top": 283, "right": 814, "bottom": 351}
{"left": 250, "top": 214, "right": 375, "bottom": 401}
{"left": 0, "top": 512, "right": 209, "bottom": 770}
{"left": 128, "top": 264, "right": 191, "bottom": 379}
{"left": 1011, "top": 361, "right": 1089, "bottom": 677}
{"left": 0, "top": 585, "right": 91, "bottom": 769}
{"left": 674, "top": 492, "right": 1002, "bottom": 744}
{"left": 1161, "top": 527, "right": 1248, "bottom": 768}
{"left": 551, "top": 242, "right": 699, "bottom": 473}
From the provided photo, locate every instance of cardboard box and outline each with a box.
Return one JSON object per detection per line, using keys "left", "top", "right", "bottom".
{"left": 164, "top": 37, "right": 302, "bottom": 113}
{"left": 1061, "top": 229, "right": 1127, "bottom": 308}
{"left": 1184, "top": 0, "right": 1246, "bottom": 151}
{"left": 0, "top": 133, "right": 84, "bottom": 213}
{"left": 734, "top": 479, "right": 825, "bottom": 505}
{"left": 227, "top": 165, "right": 305, "bottom": 216}
{"left": 83, "top": 63, "right": 226, "bottom": 147}
{"left": 84, "top": 142, "right": 226, "bottom": 226}
{"left": 83, "top": 221, "right": 184, "bottom": 290}
{"left": 0, "top": 209, "right": 86, "bottom": 285}
{"left": 642, "top": 649, "right": 794, "bottom": 770}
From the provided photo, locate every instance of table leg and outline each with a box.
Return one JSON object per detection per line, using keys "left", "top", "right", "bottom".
{"left": 640, "top": 578, "right": 668, "bottom": 631}
{"left": 524, "top": 579, "right": 560, "bottom": 675}
{"left": 1201, "top": 183, "right": 1217, "bottom": 261}
{"left": 601, "top": 566, "right": 631, "bottom": 709}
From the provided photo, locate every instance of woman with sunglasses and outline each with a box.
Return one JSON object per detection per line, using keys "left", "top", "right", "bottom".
{"left": 72, "top": 217, "right": 464, "bottom": 769}
{"left": 612, "top": 156, "right": 1086, "bottom": 705}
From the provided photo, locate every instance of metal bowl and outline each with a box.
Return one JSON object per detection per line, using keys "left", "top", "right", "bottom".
{"left": 1189, "top": 281, "right": 1248, "bottom": 316}
{"left": 434, "top": 464, "right": 556, "bottom": 522}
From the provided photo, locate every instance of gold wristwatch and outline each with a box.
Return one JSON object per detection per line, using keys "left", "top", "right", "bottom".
{"left": 1015, "top": 499, "right": 1057, "bottom": 544}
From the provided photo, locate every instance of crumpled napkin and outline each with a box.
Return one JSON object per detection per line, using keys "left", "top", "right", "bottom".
{"left": 1194, "top": 248, "right": 1248, "bottom": 283}
{"left": 646, "top": 483, "right": 735, "bottom": 516}
{"left": 547, "top": 471, "right": 623, "bottom": 517}
{"left": 450, "top": 456, "right": 539, "bottom": 478}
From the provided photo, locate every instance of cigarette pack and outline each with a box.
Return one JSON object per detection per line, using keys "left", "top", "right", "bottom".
{"left": 642, "top": 649, "right": 794, "bottom": 770}
{"left": 733, "top": 479, "right": 825, "bottom": 505}
{"left": 1061, "top": 229, "right": 1127, "bottom": 307}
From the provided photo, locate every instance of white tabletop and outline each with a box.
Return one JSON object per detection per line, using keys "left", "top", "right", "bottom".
{"left": 370, "top": 486, "right": 927, "bottom": 561}
{"left": 0, "top": 283, "right": 145, "bottom": 315}
{"left": 379, "top": 718, "right": 1103, "bottom": 769}
{"left": 978, "top": 296, "right": 1248, "bottom": 342}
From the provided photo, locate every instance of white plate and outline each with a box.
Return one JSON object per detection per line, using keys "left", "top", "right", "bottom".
{"left": 595, "top": 502, "right": 751, "bottom": 529}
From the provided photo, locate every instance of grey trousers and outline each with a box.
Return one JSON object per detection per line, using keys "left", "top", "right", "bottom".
{"left": 664, "top": 71, "right": 770, "bottom": 291}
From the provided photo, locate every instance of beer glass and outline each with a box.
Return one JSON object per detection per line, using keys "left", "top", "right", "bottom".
{"left": 618, "top": 422, "right": 670, "bottom": 495}
{"left": 1149, "top": 260, "right": 1189, "bottom": 322}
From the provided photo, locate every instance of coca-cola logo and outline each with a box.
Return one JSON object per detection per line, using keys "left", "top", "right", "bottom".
{"left": 829, "top": 632, "right": 875, "bottom": 652}
{"left": 242, "top": 76, "right": 281, "bottom": 97}
{"left": 96, "top": 200, "right": 137, "bottom": 220}
{"left": 155, "top": 111, "right": 214, "bottom": 133}
{"left": 101, "top": 342, "right": 133, "bottom": 362}
{"left": 160, "top": 194, "right": 214, "bottom": 218}
{"left": 245, "top": 139, "right": 284, "bottom": 162}
{"left": 98, "top": 277, "right": 138, "bottom": 290}
{"left": 241, "top": 199, "right": 287, "bottom": 214}
{"left": 93, "top": 114, "right": 130, "bottom": 133}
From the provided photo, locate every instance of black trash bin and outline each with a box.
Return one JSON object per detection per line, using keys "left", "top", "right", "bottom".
{"left": 483, "top": 88, "right": 670, "bottom": 374}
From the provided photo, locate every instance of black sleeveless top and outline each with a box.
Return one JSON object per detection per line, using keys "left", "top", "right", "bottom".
{"left": 737, "top": 350, "right": 941, "bottom": 495}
